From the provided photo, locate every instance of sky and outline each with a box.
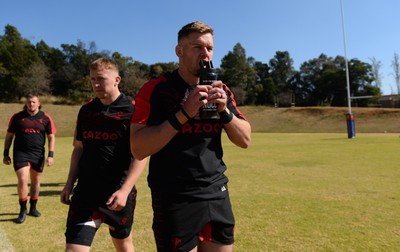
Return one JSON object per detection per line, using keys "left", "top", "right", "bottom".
{"left": 1, "top": 0, "right": 399, "bottom": 95}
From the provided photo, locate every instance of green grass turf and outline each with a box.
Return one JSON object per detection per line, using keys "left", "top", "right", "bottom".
{"left": 0, "top": 133, "right": 399, "bottom": 251}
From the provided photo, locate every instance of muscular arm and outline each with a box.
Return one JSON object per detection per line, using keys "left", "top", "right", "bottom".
{"left": 131, "top": 85, "right": 209, "bottom": 160}
{"left": 210, "top": 82, "right": 251, "bottom": 148}
{"left": 3, "top": 132, "right": 14, "bottom": 150}
{"left": 60, "top": 136, "right": 83, "bottom": 205}
{"left": 222, "top": 110, "right": 251, "bottom": 148}
{"left": 106, "top": 157, "right": 148, "bottom": 211}
{"left": 46, "top": 133, "right": 56, "bottom": 166}
{"left": 130, "top": 113, "right": 185, "bottom": 160}
{"left": 3, "top": 132, "right": 14, "bottom": 165}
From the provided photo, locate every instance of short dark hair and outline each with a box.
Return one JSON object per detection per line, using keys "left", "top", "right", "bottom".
{"left": 178, "top": 21, "right": 214, "bottom": 43}
{"left": 23, "top": 92, "right": 41, "bottom": 110}
{"left": 25, "top": 92, "right": 39, "bottom": 100}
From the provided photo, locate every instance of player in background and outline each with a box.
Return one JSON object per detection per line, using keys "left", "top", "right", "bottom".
{"left": 3, "top": 92, "right": 56, "bottom": 224}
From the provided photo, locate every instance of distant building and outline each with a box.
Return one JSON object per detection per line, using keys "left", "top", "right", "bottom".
{"left": 378, "top": 95, "right": 400, "bottom": 108}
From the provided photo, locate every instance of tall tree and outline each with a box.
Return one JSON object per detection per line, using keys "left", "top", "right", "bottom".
{"left": 369, "top": 57, "right": 382, "bottom": 88}
{"left": 269, "top": 51, "right": 295, "bottom": 106}
{"left": 269, "top": 51, "right": 294, "bottom": 91}
{"left": 36, "top": 40, "right": 65, "bottom": 72}
{"left": 392, "top": 53, "right": 400, "bottom": 94}
{"left": 0, "top": 25, "right": 42, "bottom": 101}
{"left": 295, "top": 54, "right": 376, "bottom": 106}
{"left": 57, "top": 40, "right": 99, "bottom": 101}
{"left": 288, "top": 71, "right": 309, "bottom": 106}
{"left": 113, "top": 52, "right": 153, "bottom": 98}
{"left": 149, "top": 62, "right": 178, "bottom": 78}
{"left": 36, "top": 40, "right": 66, "bottom": 96}
{"left": 251, "top": 61, "right": 275, "bottom": 105}
{"left": 219, "top": 43, "right": 257, "bottom": 104}
{"left": 19, "top": 62, "right": 51, "bottom": 97}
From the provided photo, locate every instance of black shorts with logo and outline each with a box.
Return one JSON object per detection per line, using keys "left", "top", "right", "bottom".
{"left": 13, "top": 156, "right": 45, "bottom": 173}
{"left": 151, "top": 190, "right": 235, "bottom": 252}
{"left": 65, "top": 187, "right": 137, "bottom": 246}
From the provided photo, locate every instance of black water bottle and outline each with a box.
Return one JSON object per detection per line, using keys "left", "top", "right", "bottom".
{"left": 199, "top": 60, "right": 219, "bottom": 119}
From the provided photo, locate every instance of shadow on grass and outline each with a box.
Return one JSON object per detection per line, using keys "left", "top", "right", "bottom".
{"left": 0, "top": 213, "right": 18, "bottom": 222}
{"left": 0, "top": 183, "right": 65, "bottom": 188}
{"left": 0, "top": 183, "right": 65, "bottom": 197}
{"left": 0, "top": 184, "right": 65, "bottom": 222}
{"left": 0, "top": 213, "right": 45, "bottom": 223}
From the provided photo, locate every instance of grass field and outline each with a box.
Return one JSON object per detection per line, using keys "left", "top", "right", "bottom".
{"left": 1, "top": 133, "right": 399, "bottom": 251}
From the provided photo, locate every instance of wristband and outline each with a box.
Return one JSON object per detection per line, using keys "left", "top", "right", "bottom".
{"left": 3, "top": 149, "right": 9, "bottom": 157}
{"left": 168, "top": 115, "right": 182, "bottom": 131}
{"left": 48, "top": 151, "right": 54, "bottom": 158}
{"left": 219, "top": 109, "right": 234, "bottom": 124}
{"left": 181, "top": 108, "right": 192, "bottom": 120}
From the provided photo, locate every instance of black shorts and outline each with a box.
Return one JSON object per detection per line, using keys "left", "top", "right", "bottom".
{"left": 13, "top": 157, "right": 45, "bottom": 173}
{"left": 151, "top": 190, "right": 235, "bottom": 252}
{"left": 65, "top": 187, "right": 137, "bottom": 246}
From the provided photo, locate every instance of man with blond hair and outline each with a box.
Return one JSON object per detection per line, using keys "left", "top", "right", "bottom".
{"left": 61, "top": 57, "right": 146, "bottom": 252}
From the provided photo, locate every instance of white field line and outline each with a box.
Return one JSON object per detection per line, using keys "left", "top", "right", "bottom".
{"left": 0, "top": 226, "right": 14, "bottom": 252}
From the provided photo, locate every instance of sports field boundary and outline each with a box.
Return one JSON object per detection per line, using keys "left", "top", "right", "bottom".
{"left": 0, "top": 226, "right": 14, "bottom": 252}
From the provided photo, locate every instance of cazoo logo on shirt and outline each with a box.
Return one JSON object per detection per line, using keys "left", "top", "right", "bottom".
{"left": 83, "top": 131, "right": 120, "bottom": 141}
{"left": 181, "top": 122, "right": 222, "bottom": 134}
{"left": 23, "top": 128, "right": 40, "bottom": 133}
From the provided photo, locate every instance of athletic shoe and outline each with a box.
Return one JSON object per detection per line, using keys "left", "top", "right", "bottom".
{"left": 28, "top": 208, "right": 41, "bottom": 217}
{"left": 15, "top": 209, "right": 27, "bottom": 223}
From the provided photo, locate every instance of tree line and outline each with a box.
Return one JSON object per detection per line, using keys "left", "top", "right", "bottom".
{"left": 0, "top": 24, "right": 384, "bottom": 106}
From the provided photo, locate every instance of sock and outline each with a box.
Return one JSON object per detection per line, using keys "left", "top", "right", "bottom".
{"left": 19, "top": 198, "right": 28, "bottom": 211}
{"left": 30, "top": 196, "right": 39, "bottom": 210}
